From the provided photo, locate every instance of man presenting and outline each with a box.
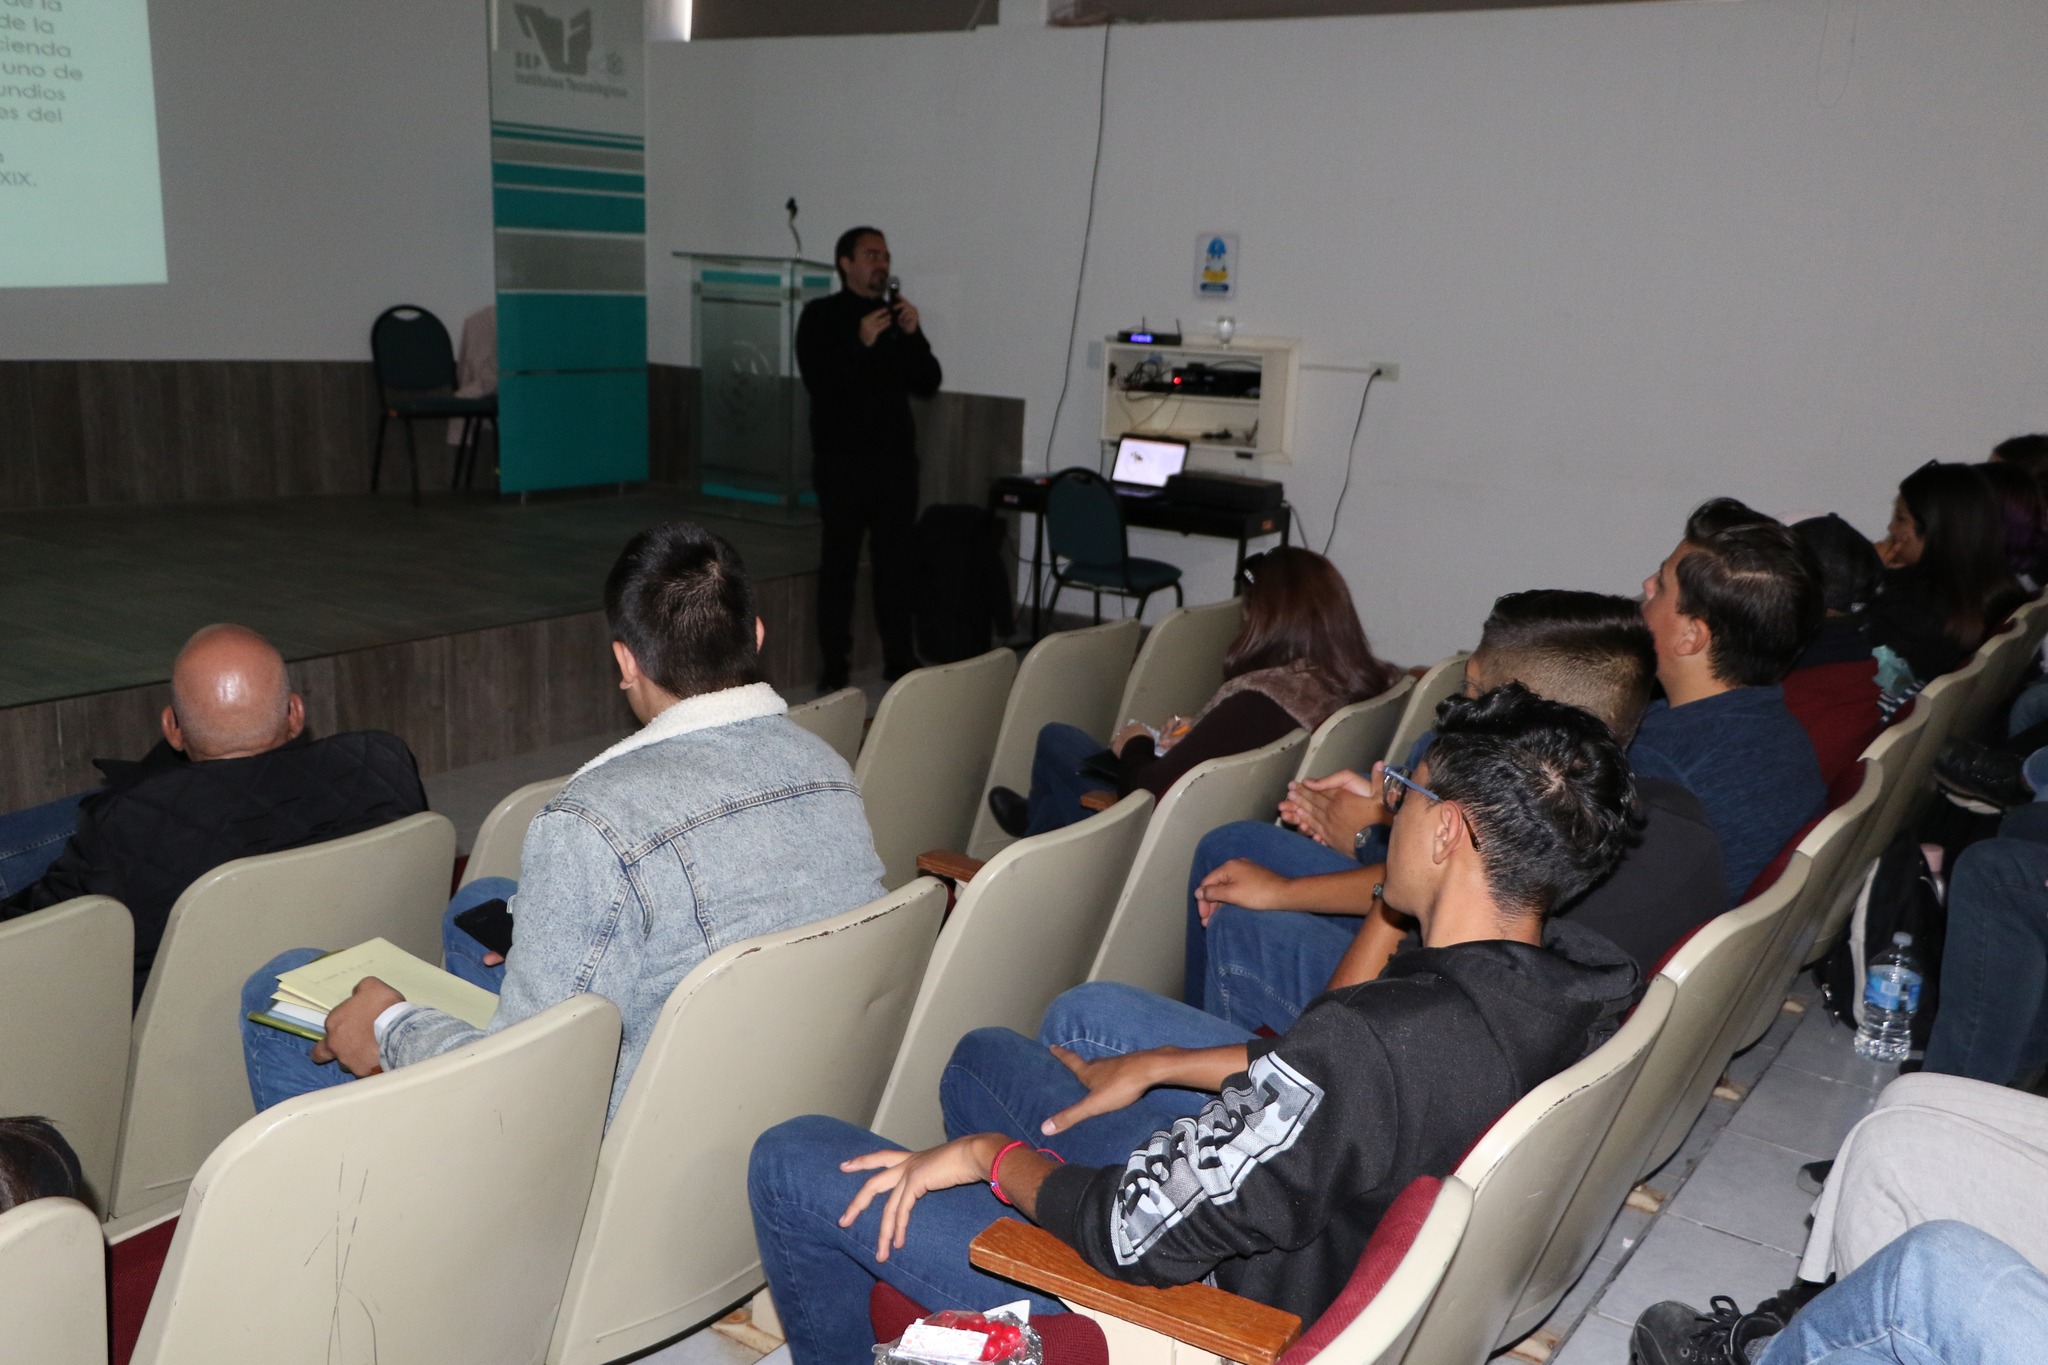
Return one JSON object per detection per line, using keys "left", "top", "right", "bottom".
{"left": 796, "top": 226, "right": 942, "bottom": 691}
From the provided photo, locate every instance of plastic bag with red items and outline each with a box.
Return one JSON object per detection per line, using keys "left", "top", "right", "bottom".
{"left": 874, "top": 1300, "right": 1043, "bottom": 1365}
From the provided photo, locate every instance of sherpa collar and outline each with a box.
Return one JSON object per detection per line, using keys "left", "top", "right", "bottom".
{"left": 572, "top": 681, "right": 787, "bottom": 779}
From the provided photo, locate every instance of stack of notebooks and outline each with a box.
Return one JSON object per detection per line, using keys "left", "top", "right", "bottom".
{"left": 248, "top": 937, "right": 500, "bottom": 1040}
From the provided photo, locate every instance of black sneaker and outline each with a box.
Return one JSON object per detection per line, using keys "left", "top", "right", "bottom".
{"left": 1796, "top": 1159, "right": 1832, "bottom": 1196}
{"left": 1631, "top": 1296, "right": 1785, "bottom": 1365}
{"left": 987, "top": 786, "right": 1030, "bottom": 838}
{"left": 1934, "top": 738, "right": 2032, "bottom": 808}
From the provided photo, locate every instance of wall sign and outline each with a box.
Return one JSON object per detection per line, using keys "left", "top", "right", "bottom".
{"left": 1195, "top": 232, "right": 1237, "bottom": 300}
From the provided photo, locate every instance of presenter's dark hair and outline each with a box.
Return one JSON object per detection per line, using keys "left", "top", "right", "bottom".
{"left": 833, "top": 226, "right": 884, "bottom": 283}
{"left": 605, "top": 522, "right": 760, "bottom": 699}
{"left": 1223, "top": 547, "right": 1399, "bottom": 704}
{"left": 1792, "top": 515, "right": 1882, "bottom": 616}
{"left": 0, "top": 1117, "right": 83, "bottom": 1213}
{"left": 1897, "top": 462, "right": 2023, "bottom": 650}
{"left": 1674, "top": 498, "right": 1823, "bottom": 687}
{"left": 1423, "top": 683, "right": 1641, "bottom": 919}
{"left": 1475, "top": 590, "right": 1655, "bottom": 744}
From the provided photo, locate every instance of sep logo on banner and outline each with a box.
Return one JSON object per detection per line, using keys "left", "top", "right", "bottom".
{"left": 1195, "top": 233, "right": 1237, "bottom": 300}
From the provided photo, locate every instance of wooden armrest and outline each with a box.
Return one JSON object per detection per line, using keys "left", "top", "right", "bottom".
{"left": 1078, "top": 789, "right": 1118, "bottom": 812}
{"left": 969, "top": 1219, "right": 1300, "bottom": 1365}
{"left": 916, "top": 849, "right": 987, "bottom": 884}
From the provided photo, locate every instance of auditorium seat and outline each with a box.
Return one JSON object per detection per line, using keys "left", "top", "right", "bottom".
{"left": 458, "top": 775, "right": 567, "bottom": 888}
{"left": 0, "top": 1197, "right": 106, "bottom": 1365}
{"left": 1114, "top": 599, "right": 1245, "bottom": 733}
{"left": 109, "top": 811, "right": 456, "bottom": 1222}
{"left": 869, "top": 792, "right": 1154, "bottom": 1150}
{"left": 545, "top": 880, "right": 947, "bottom": 1365}
{"left": 1382, "top": 653, "right": 1470, "bottom": 766}
{"left": 1804, "top": 708, "right": 1928, "bottom": 968}
{"left": 126, "top": 994, "right": 618, "bottom": 1365}
{"left": 966, "top": 618, "right": 1143, "bottom": 859}
{"left": 1086, "top": 729, "right": 1308, "bottom": 1002}
{"left": 0, "top": 895, "right": 131, "bottom": 1209}
{"left": 789, "top": 684, "right": 868, "bottom": 767}
{"left": 1292, "top": 677, "right": 1415, "bottom": 783}
{"left": 856, "top": 647, "right": 1018, "bottom": 888}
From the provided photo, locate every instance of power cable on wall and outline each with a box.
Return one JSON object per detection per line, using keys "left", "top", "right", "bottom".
{"left": 1041, "top": 19, "right": 1113, "bottom": 474}
{"left": 1321, "top": 368, "right": 1380, "bottom": 556}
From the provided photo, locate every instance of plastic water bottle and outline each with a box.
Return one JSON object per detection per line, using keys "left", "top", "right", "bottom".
{"left": 1854, "top": 932, "right": 1923, "bottom": 1063}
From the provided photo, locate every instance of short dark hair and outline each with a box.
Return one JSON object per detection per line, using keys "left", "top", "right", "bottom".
{"left": 833, "top": 226, "right": 884, "bottom": 285}
{"left": 1992, "top": 433, "right": 2048, "bottom": 480}
{"left": 1424, "top": 683, "right": 1641, "bottom": 919}
{"left": 1675, "top": 498, "right": 1823, "bottom": 686}
{"left": 1792, "top": 514, "right": 1883, "bottom": 615}
{"left": 603, "top": 522, "right": 761, "bottom": 699}
{"left": 1475, "top": 590, "right": 1656, "bottom": 744}
{"left": 0, "top": 1117, "right": 83, "bottom": 1214}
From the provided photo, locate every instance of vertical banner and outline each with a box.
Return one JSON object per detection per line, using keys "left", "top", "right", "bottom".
{"left": 488, "top": 0, "right": 648, "bottom": 493}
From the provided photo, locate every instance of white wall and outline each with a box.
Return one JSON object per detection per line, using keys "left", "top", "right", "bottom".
{"left": 647, "top": 0, "right": 2048, "bottom": 662}
{"left": 0, "top": 0, "right": 493, "bottom": 360}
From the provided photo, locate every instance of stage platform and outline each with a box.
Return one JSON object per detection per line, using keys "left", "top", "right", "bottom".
{"left": 0, "top": 489, "right": 885, "bottom": 810}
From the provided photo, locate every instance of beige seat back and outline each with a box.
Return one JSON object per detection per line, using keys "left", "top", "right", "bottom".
{"left": 1954, "top": 615, "right": 2036, "bottom": 743}
{"left": 967, "top": 619, "right": 1144, "bottom": 858}
{"left": 1087, "top": 730, "right": 1309, "bottom": 1002}
{"left": 1294, "top": 678, "right": 1415, "bottom": 783}
{"left": 0, "top": 897, "right": 132, "bottom": 1209}
{"left": 1400, "top": 978, "right": 1672, "bottom": 1365}
{"left": 110, "top": 811, "right": 457, "bottom": 1221}
{"left": 1315, "top": 1177, "right": 1472, "bottom": 1365}
{"left": 548, "top": 881, "right": 948, "bottom": 1365}
{"left": 131, "top": 994, "right": 618, "bottom": 1365}
{"left": 789, "top": 685, "right": 868, "bottom": 767}
{"left": 1807, "top": 714, "right": 1926, "bottom": 966}
{"left": 871, "top": 793, "right": 1155, "bottom": 1149}
{"left": 1884, "top": 656, "right": 1986, "bottom": 832}
{"left": 1383, "top": 654, "right": 1470, "bottom": 766}
{"left": 459, "top": 776, "right": 567, "bottom": 887}
{"left": 1115, "top": 600, "right": 1244, "bottom": 730}
{"left": 856, "top": 648, "right": 1019, "bottom": 887}
{"left": 0, "top": 1199, "right": 106, "bottom": 1365}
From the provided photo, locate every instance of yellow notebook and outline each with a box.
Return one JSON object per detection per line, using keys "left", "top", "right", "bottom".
{"left": 270, "top": 937, "right": 499, "bottom": 1031}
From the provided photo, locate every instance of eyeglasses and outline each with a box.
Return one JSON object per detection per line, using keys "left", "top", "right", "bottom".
{"left": 1381, "top": 765, "right": 1481, "bottom": 850}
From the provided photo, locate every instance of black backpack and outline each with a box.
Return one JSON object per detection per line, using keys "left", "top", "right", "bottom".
{"left": 1821, "top": 830, "right": 1946, "bottom": 1048}
{"left": 910, "top": 505, "right": 1017, "bottom": 664}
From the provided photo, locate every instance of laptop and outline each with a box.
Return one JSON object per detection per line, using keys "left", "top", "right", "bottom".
{"left": 1110, "top": 434, "right": 1189, "bottom": 499}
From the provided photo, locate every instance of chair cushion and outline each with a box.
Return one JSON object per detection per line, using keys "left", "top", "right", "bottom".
{"left": 1276, "top": 1176, "right": 1443, "bottom": 1365}
{"left": 870, "top": 1282, "right": 1107, "bottom": 1365}
{"left": 388, "top": 395, "right": 496, "bottom": 418}
{"left": 1063, "top": 558, "right": 1182, "bottom": 595}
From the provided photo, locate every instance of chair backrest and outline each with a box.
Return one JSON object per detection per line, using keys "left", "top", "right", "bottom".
{"left": 855, "top": 648, "right": 1019, "bottom": 887}
{"left": 110, "top": 811, "right": 457, "bottom": 1221}
{"left": 0, "top": 1198, "right": 105, "bottom": 1364}
{"left": 1399, "top": 977, "right": 1672, "bottom": 1365}
{"left": 870, "top": 792, "right": 1155, "bottom": 1150}
{"left": 1295, "top": 678, "right": 1416, "bottom": 783}
{"left": 1087, "top": 729, "right": 1310, "bottom": 1001}
{"left": 459, "top": 776, "right": 567, "bottom": 888}
{"left": 967, "top": 619, "right": 1144, "bottom": 858}
{"left": 370, "top": 303, "right": 458, "bottom": 393}
{"left": 1116, "top": 598, "right": 1246, "bottom": 730}
{"left": 1816, "top": 705, "right": 1928, "bottom": 951}
{"left": 1045, "top": 467, "right": 1128, "bottom": 569}
{"left": 1874, "top": 656, "right": 1982, "bottom": 847}
{"left": 1281, "top": 1176, "right": 1471, "bottom": 1365}
{"left": 130, "top": 995, "right": 619, "bottom": 1365}
{"left": 547, "top": 880, "right": 948, "bottom": 1365}
{"left": 1383, "top": 654, "right": 1470, "bottom": 766}
{"left": 0, "top": 896, "right": 132, "bottom": 1209}
{"left": 1953, "top": 620, "right": 2024, "bottom": 742}
{"left": 789, "top": 685, "right": 869, "bottom": 767}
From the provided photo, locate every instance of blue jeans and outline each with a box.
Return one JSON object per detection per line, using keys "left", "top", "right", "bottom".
{"left": 1922, "top": 836, "right": 2048, "bottom": 1084}
{"left": 0, "top": 790, "right": 92, "bottom": 898}
{"left": 2010, "top": 684, "right": 2048, "bottom": 741}
{"left": 1757, "top": 1221, "right": 2048, "bottom": 1364}
{"left": 1182, "top": 820, "right": 1366, "bottom": 1027}
{"left": 1024, "top": 722, "right": 1110, "bottom": 836}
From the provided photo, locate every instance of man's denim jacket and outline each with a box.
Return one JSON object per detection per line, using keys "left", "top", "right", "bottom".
{"left": 380, "top": 682, "right": 885, "bottom": 1119}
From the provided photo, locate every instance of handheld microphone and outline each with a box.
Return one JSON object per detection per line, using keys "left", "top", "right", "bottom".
{"left": 885, "top": 275, "right": 902, "bottom": 308}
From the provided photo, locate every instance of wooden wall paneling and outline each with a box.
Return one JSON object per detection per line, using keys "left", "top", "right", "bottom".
{"left": 331, "top": 633, "right": 454, "bottom": 775}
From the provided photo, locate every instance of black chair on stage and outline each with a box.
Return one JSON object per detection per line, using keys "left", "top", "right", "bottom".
{"left": 1044, "top": 466, "right": 1183, "bottom": 624}
{"left": 369, "top": 304, "right": 497, "bottom": 506}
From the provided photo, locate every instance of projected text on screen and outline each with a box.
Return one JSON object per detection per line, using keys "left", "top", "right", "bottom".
{"left": 0, "top": 0, "right": 165, "bottom": 287}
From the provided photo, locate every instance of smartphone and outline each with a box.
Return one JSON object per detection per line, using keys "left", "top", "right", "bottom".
{"left": 452, "top": 897, "right": 514, "bottom": 957}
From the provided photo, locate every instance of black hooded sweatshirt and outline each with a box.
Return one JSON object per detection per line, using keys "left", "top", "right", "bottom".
{"left": 1032, "top": 919, "right": 1638, "bottom": 1325}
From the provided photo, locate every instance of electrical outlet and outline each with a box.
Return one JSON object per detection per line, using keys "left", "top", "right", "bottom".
{"left": 1373, "top": 363, "right": 1399, "bottom": 382}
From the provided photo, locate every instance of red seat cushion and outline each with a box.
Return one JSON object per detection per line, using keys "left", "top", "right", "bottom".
{"left": 871, "top": 1281, "right": 1107, "bottom": 1365}
{"left": 1276, "top": 1176, "right": 1443, "bottom": 1365}
{"left": 109, "top": 1216, "right": 178, "bottom": 1365}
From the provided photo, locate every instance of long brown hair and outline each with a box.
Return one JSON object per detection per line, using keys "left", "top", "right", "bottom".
{"left": 1223, "top": 547, "right": 1399, "bottom": 701}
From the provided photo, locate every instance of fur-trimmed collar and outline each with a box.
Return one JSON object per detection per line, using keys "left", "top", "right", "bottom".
{"left": 572, "top": 682, "right": 788, "bottom": 780}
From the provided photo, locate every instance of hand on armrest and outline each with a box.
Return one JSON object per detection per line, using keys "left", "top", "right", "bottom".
{"left": 968, "top": 1219, "right": 1302, "bottom": 1365}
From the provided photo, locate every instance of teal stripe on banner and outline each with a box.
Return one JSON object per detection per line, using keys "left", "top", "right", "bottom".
{"left": 494, "top": 185, "right": 646, "bottom": 234}
{"left": 700, "top": 269, "right": 784, "bottom": 287}
{"left": 499, "top": 369, "right": 649, "bottom": 493}
{"left": 493, "top": 162, "right": 645, "bottom": 194}
{"left": 498, "top": 293, "right": 648, "bottom": 372}
{"left": 491, "top": 121, "right": 644, "bottom": 150}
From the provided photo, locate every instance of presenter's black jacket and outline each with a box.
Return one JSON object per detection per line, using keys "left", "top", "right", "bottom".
{"left": 2, "top": 731, "right": 427, "bottom": 1005}
{"left": 1033, "top": 920, "right": 1638, "bottom": 1326}
{"left": 795, "top": 289, "right": 942, "bottom": 466}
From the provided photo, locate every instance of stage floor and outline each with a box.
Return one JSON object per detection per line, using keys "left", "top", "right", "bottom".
{"left": 0, "top": 489, "right": 821, "bottom": 708}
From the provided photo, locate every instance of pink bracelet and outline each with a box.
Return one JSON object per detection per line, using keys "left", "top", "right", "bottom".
{"left": 989, "top": 1139, "right": 1063, "bottom": 1207}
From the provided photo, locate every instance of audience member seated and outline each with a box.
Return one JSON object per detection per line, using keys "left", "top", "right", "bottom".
{"left": 1633, "top": 498, "right": 1827, "bottom": 902}
{"left": 984, "top": 547, "right": 1399, "bottom": 838}
{"left": 1869, "top": 461, "right": 2026, "bottom": 688}
{"left": 1185, "top": 590, "right": 1722, "bottom": 1034}
{"left": 1632, "top": 1074, "right": 2048, "bottom": 1364}
{"left": 1782, "top": 514, "right": 1886, "bottom": 785}
{"left": 0, "top": 1116, "right": 84, "bottom": 1213}
{"left": 748, "top": 685, "right": 1641, "bottom": 1357}
{"left": 1979, "top": 458, "right": 2048, "bottom": 592}
{"left": 239, "top": 523, "right": 888, "bottom": 1121}
{"left": 0, "top": 625, "right": 426, "bottom": 1004}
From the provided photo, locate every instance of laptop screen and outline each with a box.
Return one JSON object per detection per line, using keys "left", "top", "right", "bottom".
{"left": 1112, "top": 435, "right": 1189, "bottom": 489}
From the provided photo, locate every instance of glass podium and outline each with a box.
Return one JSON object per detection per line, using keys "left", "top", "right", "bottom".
{"left": 678, "top": 253, "right": 836, "bottom": 520}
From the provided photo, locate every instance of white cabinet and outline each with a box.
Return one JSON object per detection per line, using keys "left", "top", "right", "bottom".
{"left": 1099, "top": 335, "right": 1299, "bottom": 463}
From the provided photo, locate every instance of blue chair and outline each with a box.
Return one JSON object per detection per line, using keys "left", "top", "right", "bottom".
{"left": 1045, "top": 467, "right": 1183, "bottom": 624}
{"left": 370, "top": 304, "right": 497, "bottom": 506}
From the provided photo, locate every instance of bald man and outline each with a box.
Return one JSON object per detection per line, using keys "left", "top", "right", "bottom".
{"left": 1, "top": 624, "right": 426, "bottom": 1003}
